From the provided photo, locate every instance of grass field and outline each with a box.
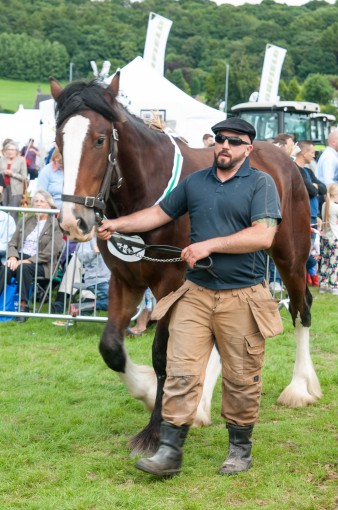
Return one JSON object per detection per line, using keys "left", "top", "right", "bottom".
{"left": 0, "top": 288, "right": 337, "bottom": 509}
{"left": 0, "top": 79, "right": 52, "bottom": 112}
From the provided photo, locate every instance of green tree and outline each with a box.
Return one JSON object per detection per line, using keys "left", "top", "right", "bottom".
{"left": 287, "top": 78, "right": 301, "bottom": 100}
{"left": 0, "top": 32, "right": 68, "bottom": 81}
{"left": 278, "top": 80, "right": 289, "bottom": 101}
{"left": 0, "top": 0, "right": 337, "bottom": 108}
{"left": 190, "top": 75, "right": 201, "bottom": 96}
{"left": 302, "top": 74, "right": 334, "bottom": 105}
{"left": 169, "top": 69, "right": 191, "bottom": 95}
{"left": 321, "top": 22, "right": 338, "bottom": 62}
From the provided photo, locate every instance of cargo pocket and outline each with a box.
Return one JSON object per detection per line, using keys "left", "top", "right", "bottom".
{"left": 244, "top": 332, "right": 265, "bottom": 372}
{"left": 248, "top": 298, "right": 283, "bottom": 339}
{"left": 151, "top": 281, "right": 191, "bottom": 320}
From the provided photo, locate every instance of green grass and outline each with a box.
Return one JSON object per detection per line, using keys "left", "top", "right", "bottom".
{"left": 0, "top": 79, "right": 55, "bottom": 112}
{"left": 0, "top": 288, "right": 337, "bottom": 509}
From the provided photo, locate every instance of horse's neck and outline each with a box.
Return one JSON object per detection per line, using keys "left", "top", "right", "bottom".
{"left": 116, "top": 125, "right": 176, "bottom": 211}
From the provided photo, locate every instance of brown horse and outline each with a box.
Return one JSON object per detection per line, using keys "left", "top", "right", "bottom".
{"left": 50, "top": 74, "right": 321, "bottom": 454}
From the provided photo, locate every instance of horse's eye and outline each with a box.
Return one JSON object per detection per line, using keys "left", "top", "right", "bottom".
{"left": 96, "top": 137, "right": 105, "bottom": 147}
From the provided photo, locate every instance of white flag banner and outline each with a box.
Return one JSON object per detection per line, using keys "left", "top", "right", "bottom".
{"left": 143, "top": 12, "right": 172, "bottom": 75}
{"left": 258, "top": 44, "right": 287, "bottom": 102}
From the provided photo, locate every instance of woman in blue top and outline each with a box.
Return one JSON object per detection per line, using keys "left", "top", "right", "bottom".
{"left": 37, "top": 147, "right": 63, "bottom": 209}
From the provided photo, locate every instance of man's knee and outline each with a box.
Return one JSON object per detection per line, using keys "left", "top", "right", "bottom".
{"left": 163, "top": 363, "right": 202, "bottom": 426}
{"left": 221, "top": 375, "right": 262, "bottom": 425}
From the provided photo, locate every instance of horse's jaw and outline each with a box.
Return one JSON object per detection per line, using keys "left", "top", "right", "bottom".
{"left": 69, "top": 229, "right": 95, "bottom": 242}
{"left": 60, "top": 223, "right": 95, "bottom": 242}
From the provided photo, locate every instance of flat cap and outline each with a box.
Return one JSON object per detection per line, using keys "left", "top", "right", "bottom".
{"left": 211, "top": 117, "right": 256, "bottom": 142}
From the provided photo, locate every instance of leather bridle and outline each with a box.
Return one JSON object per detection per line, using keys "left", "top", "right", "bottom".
{"left": 61, "top": 125, "right": 122, "bottom": 212}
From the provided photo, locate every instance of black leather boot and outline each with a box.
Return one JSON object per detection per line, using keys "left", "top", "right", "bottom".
{"left": 51, "top": 292, "right": 68, "bottom": 313}
{"left": 219, "top": 423, "right": 253, "bottom": 475}
{"left": 135, "top": 421, "right": 189, "bottom": 476}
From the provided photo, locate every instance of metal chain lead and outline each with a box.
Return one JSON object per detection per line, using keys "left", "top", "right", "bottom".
{"left": 136, "top": 253, "right": 183, "bottom": 263}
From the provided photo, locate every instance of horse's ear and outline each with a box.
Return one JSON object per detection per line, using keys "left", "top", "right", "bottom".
{"left": 49, "top": 77, "right": 63, "bottom": 101}
{"left": 108, "top": 71, "right": 120, "bottom": 97}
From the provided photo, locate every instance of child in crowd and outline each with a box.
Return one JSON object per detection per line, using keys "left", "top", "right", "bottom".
{"left": 319, "top": 183, "right": 338, "bottom": 295}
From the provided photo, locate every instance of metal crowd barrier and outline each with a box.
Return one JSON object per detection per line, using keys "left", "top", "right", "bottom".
{"left": 0, "top": 205, "right": 147, "bottom": 326}
{"left": 1, "top": 206, "right": 286, "bottom": 324}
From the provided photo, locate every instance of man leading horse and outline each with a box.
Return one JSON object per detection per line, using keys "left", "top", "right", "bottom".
{"left": 97, "top": 117, "right": 283, "bottom": 477}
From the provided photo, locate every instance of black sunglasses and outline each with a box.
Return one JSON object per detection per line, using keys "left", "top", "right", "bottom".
{"left": 214, "top": 134, "right": 251, "bottom": 146}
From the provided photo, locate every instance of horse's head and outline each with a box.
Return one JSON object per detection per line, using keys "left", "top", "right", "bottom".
{"left": 50, "top": 74, "right": 124, "bottom": 241}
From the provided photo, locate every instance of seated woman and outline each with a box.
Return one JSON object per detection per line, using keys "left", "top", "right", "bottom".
{"left": 0, "top": 190, "right": 63, "bottom": 322}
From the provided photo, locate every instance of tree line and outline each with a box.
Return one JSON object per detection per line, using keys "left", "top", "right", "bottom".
{"left": 0, "top": 0, "right": 337, "bottom": 114}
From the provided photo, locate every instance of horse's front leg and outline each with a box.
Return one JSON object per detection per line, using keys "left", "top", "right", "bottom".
{"left": 99, "top": 277, "right": 144, "bottom": 374}
{"left": 128, "top": 318, "right": 169, "bottom": 456}
{"left": 99, "top": 277, "right": 164, "bottom": 455}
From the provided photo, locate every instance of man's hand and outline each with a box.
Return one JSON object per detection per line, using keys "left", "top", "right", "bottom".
{"left": 181, "top": 241, "right": 212, "bottom": 269}
{"left": 96, "top": 219, "right": 119, "bottom": 241}
{"left": 96, "top": 206, "right": 172, "bottom": 241}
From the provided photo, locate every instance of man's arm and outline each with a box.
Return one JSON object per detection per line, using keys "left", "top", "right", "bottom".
{"left": 96, "top": 204, "right": 173, "bottom": 241}
{"left": 311, "top": 169, "right": 327, "bottom": 196}
{"left": 181, "top": 219, "right": 278, "bottom": 269}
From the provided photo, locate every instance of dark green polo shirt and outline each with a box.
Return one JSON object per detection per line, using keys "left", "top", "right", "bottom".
{"left": 159, "top": 158, "right": 282, "bottom": 290}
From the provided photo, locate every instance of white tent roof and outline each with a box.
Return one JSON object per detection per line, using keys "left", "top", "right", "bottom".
{"left": 113, "top": 57, "right": 224, "bottom": 148}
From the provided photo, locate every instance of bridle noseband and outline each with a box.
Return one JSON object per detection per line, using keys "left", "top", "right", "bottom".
{"left": 61, "top": 125, "right": 122, "bottom": 213}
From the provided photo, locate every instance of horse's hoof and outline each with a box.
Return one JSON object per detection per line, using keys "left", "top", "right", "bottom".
{"left": 277, "top": 386, "right": 318, "bottom": 407}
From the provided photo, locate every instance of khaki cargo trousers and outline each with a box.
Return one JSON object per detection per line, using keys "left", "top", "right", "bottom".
{"left": 161, "top": 280, "right": 281, "bottom": 427}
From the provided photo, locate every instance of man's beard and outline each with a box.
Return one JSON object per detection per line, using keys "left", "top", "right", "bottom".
{"left": 215, "top": 151, "right": 240, "bottom": 172}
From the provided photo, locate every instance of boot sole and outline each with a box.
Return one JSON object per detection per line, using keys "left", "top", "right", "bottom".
{"left": 135, "top": 460, "right": 180, "bottom": 476}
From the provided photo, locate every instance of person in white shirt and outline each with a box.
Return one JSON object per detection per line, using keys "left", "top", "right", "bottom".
{"left": 0, "top": 210, "right": 16, "bottom": 263}
{"left": 317, "top": 130, "right": 338, "bottom": 186}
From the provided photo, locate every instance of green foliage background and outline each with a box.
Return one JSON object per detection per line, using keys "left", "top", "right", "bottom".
{"left": 0, "top": 0, "right": 337, "bottom": 109}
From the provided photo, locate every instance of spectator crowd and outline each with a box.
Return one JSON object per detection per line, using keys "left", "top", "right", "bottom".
{"left": 0, "top": 124, "right": 338, "bottom": 326}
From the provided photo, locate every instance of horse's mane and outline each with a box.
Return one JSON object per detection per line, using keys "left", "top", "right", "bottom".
{"left": 55, "top": 80, "right": 120, "bottom": 128}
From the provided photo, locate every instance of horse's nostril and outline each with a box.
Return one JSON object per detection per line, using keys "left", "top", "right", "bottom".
{"left": 76, "top": 217, "right": 89, "bottom": 234}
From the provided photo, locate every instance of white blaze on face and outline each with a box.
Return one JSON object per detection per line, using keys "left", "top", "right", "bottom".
{"left": 61, "top": 115, "right": 90, "bottom": 227}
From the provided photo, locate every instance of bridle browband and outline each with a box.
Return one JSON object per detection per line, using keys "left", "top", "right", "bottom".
{"left": 61, "top": 125, "right": 122, "bottom": 212}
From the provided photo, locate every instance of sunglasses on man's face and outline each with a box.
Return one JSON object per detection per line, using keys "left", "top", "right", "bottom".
{"left": 214, "top": 134, "right": 251, "bottom": 146}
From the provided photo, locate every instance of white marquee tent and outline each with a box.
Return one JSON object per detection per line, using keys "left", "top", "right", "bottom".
{"left": 0, "top": 99, "right": 55, "bottom": 162}
{"left": 112, "top": 56, "right": 225, "bottom": 147}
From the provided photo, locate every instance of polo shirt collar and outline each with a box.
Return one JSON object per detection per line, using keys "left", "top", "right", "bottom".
{"left": 210, "top": 156, "right": 251, "bottom": 181}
